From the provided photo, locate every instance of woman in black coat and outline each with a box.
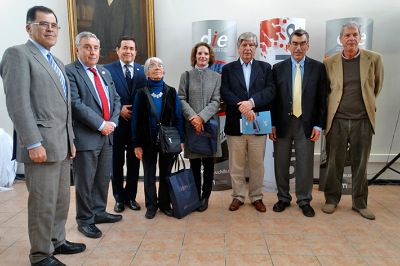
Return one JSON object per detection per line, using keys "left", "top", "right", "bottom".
{"left": 131, "top": 57, "right": 184, "bottom": 219}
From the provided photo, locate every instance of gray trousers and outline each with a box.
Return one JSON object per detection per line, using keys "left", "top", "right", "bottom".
{"left": 273, "top": 117, "right": 314, "bottom": 206}
{"left": 25, "top": 158, "right": 70, "bottom": 263}
{"left": 74, "top": 138, "right": 112, "bottom": 225}
{"left": 324, "top": 118, "right": 372, "bottom": 209}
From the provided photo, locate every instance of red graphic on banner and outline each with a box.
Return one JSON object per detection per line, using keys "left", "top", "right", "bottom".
{"left": 260, "top": 18, "right": 291, "bottom": 59}
{"left": 259, "top": 18, "right": 305, "bottom": 63}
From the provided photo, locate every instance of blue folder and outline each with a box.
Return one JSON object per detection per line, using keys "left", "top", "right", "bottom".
{"left": 240, "top": 111, "right": 272, "bottom": 135}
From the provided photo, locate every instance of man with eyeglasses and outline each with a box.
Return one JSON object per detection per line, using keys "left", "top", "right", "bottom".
{"left": 221, "top": 32, "right": 275, "bottom": 213}
{"left": 104, "top": 36, "right": 146, "bottom": 214}
{"left": 322, "top": 22, "right": 384, "bottom": 220}
{"left": 0, "top": 5, "right": 85, "bottom": 266}
{"left": 269, "top": 29, "right": 327, "bottom": 217}
{"left": 66, "top": 32, "right": 122, "bottom": 239}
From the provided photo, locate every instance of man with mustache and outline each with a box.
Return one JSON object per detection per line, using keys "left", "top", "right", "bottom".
{"left": 269, "top": 29, "right": 326, "bottom": 217}
{"left": 0, "top": 6, "right": 85, "bottom": 265}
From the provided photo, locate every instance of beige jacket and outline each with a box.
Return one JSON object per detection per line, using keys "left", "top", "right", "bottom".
{"left": 324, "top": 49, "right": 384, "bottom": 134}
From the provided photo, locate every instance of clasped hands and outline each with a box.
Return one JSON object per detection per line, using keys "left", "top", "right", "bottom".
{"left": 120, "top": 105, "right": 132, "bottom": 121}
{"left": 238, "top": 100, "right": 256, "bottom": 121}
{"left": 100, "top": 121, "right": 115, "bottom": 136}
{"left": 189, "top": 115, "right": 204, "bottom": 134}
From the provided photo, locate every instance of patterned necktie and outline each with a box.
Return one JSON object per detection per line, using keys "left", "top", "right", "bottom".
{"left": 88, "top": 67, "right": 110, "bottom": 121}
{"left": 47, "top": 53, "right": 67, "bottom": 97}
{"left": 124, "top": 64, "right": 133, "bottom": 93}
{"left": 293, "top": 63, "right": 302, "bottom": 118}
{"left": 124, "top": 64, "right": 132, "bottom": 79}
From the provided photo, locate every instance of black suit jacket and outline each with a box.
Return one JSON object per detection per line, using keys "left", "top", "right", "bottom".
{"left": 271, "top": 56, "right": 327, "bottom": 138}
{"left": 220, "top": 59, "right": 275, "bottom": 136}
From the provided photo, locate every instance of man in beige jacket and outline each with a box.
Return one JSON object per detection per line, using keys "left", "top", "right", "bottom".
{"left": 322, "top": 22, "right": 384, "bottom": 220}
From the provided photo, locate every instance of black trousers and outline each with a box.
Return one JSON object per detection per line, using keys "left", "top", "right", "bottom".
{"left": 142, "top": 143, "right": 174, "bottom": 212}
{"left": 189, "top": 157, "right": 215, "bottom": 199}
{"left": 112, "top": 119, "right": 140, "bottom": 203}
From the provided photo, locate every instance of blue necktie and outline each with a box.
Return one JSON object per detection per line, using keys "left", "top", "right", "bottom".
{"left": 47, "top": 53, "right": 67, "bottom": 97}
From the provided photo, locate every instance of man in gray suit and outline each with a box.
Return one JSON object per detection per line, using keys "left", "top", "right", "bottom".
{"left": 0, "top": 6, "right": 85, "bottom": 266}
{"left": 66, "top": 32, "right": 122, "bottom": 239}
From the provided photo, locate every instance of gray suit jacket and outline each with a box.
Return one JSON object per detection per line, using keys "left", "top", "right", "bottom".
{"left": 66, "top": 60, "right": 120, "bottom": 151}
{"left": 0, "top": 41, "right": 74, "bottom": 163}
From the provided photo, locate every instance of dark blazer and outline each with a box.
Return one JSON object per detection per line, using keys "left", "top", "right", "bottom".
{"left": 220, "top": 58, "right": 275, "bottom": 136}
{"left": 271, "top": 56, "right": 327, "bottom": 138}
{"left": 104, "top": 60, "right": 146, "bottom": 106}
{"left": 66, "top": 60, "right": 121, "bottom": 151}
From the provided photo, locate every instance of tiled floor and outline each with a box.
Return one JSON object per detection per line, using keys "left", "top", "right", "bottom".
{"left": 1, "top": 181, "right": 400, "bottom": 266}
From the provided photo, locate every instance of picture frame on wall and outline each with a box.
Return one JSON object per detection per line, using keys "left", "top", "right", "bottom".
{"left": 67, "top": 0, "right": 156, "bottom": 64}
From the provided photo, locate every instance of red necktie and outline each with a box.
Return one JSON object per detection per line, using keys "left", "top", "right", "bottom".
{"left": 88, "top": 67, "right": 110, "bottom": 121}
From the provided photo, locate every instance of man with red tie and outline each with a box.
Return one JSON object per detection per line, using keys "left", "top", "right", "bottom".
{"left": 66, "top": 31, "right": 122, "bottom": 239}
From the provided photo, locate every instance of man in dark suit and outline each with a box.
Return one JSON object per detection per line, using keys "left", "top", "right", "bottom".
{"left": 66, "top": 32, "right": 122, "bottom": 239}
{"left": 0, "top": 6, "right": 85, "bottom": 265}
{"left": 104, "top": 36, "right": 146, "bottom": 213}
{"left": 221, "top": 32, "right": 275, "bottom": 213}
{"left": 269, "top": 29, "right": 326, "bottom": 217}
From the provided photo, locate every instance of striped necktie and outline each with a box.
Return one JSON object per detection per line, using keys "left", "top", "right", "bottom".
{"left": 47, "top": 53, "right": 67, "bottom": 97}
{"left": 124, "top": 64, "right": 133, "bottom": 93}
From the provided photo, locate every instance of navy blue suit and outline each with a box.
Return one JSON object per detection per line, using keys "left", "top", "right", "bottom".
{"left": 104, "top": 60, "right": 146, "bottom": 204}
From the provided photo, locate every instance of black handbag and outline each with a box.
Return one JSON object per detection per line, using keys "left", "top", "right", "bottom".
{"left": 144, "top": 89, "right": 182, "bottom": 155}
{"left": 184, "top": 71, "right": 218, "bottom": 155}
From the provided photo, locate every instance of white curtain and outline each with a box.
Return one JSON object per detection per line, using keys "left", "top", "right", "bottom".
{"left": 0, "top": 128, "right": 16, "bottom": 190}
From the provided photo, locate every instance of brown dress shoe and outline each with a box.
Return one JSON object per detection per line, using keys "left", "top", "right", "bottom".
{"left": 253, "top": 200, "right": 266, "bottom": 212}
{"left": 229, "top": 199, "right": 244, "bottom": 211}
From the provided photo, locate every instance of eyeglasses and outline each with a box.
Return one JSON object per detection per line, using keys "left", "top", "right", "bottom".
{"left": 291, "top": 41, "right": 308, "bottom": 48}
{"left": 148, "top": 63, "right": 164, "bottom": 69}
{"left": 30, "top": 21, "right": 60, "bottom": 30}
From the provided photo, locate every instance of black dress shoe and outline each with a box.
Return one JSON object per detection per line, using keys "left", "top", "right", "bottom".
{"left": 94, "top": 212, "right": 122, "bottom": 224}
{"left": 31, "top": 255, "right": 65, "bottom": 266}
{"left": 54, "top": 240, "right": 86, "bottom": 255}
{"left": 145, "top": 210, "right": 156, "bottom": 219}
{"left": 160, "top": 208, "right": 173, "bottom": 217}
{"left": 114, "top": 202, "right": 125, "bottom": 213}
{"left": 197, "top": 198, "right": 209, "bottom": 212}
{"left": 300, "top": 204, "right": 315, "bottom": 217}
{"left": 78, "top": 224, "right": 102, "bottom": 238}
{"left": 126, "top": 200, "right": 141, "bottom": 211}
{"left": 273, "top": 200, "right": 290, "bottom": 212}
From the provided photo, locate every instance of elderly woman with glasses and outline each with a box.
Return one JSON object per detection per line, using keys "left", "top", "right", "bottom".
{"left": 131, "top": 57, "right": 184, "bottom": 219}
